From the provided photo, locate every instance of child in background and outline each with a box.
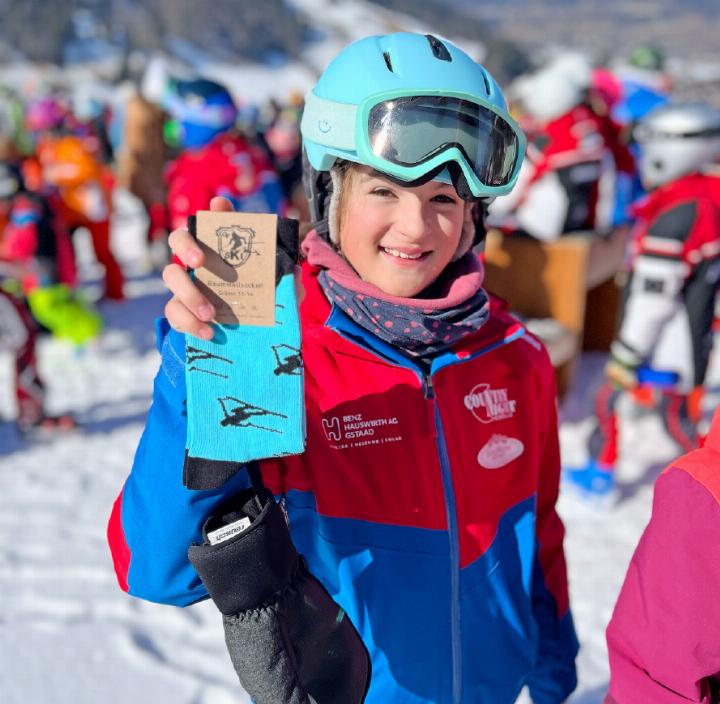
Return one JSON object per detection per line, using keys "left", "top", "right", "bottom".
{"left": 108, "top": 33, "right": 578, "bottom": 703}
{"left": 35, "top": 134, "right": 123, "bottom": 300}
{"left": 489, "top": 53, "right": 634, "bottom": 241}
{"left": 0, "top": 160, "right": 76, "bottom": 433}
{"left": 163, "top": 78, "right": 286, "bottom": 234}
{"left": 566, "top": 102, "right": 720, "bottom": 496}
{"left": 24, "top": 97, "right": 124, "bottom": 300}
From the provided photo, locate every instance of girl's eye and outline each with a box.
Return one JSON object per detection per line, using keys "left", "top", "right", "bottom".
{"left": 371, "top": 187, "right": 395, "bottom": 198}
{"left": 432, "top": 194, "right": 458, "bottom": 204}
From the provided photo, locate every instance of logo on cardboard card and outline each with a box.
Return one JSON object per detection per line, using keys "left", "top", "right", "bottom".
{"left": 195, "top": 210, "right": 277, "bottom": 326}
{"left": 464, "top": 384, "right": 517, "bottom": 423}
{"left": 216, "top": 225, "right": 257, "bottom": 268}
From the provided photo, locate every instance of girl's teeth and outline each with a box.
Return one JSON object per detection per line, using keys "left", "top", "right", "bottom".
{"left": 383, "top": 247, "right": 423, "bottom": 260}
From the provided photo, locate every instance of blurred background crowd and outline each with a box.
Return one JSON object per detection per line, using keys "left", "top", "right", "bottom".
{"left": 1, "top": 1, "right": 720, "bottom": 702}
{"left": 1, "top": 0, "right": 718, "bottom": 463}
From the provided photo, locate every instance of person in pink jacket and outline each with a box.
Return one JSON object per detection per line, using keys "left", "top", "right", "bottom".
{"left": 605, "top": 406, "right": 720, "bottom": 703}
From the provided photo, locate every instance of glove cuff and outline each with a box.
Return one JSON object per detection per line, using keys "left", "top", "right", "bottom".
{"left": 188, "top": 489, "right": 298, "bottom": 615}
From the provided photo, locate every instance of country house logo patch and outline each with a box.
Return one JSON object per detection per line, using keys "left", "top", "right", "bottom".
{"left": 477, "top": 434, "right": 524, "bottom": 469}
{"left": 464, "top": 384, "right": 517, "bottom": 423}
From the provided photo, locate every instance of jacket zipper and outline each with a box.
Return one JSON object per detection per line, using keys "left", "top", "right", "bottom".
{"left": 327, "top": 311, "right": 525, "bottom": 703}
{"left": 425, "top": 374, "right": 462, "bottom": 704}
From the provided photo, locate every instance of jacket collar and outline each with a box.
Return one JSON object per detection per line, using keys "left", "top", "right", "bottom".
{"left": 299, "top": 260, "right": 525, "bottom": 369}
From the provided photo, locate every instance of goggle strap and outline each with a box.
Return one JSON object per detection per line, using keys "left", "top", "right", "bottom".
{"left": 301, "top": 93, "right": 357, "bottom": 151}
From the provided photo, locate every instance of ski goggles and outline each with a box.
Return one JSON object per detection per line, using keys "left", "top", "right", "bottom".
{"left": 302, "top": 91, "right": 526, "bottom": 198}
{"left": 633, "top": 121, "right": 720, "bottom": 143}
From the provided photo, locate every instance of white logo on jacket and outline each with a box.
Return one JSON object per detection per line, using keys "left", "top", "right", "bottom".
{"left": 322, "top": 417, "right": 342, "bottom": 442}
{"left": 477, "top": 434, "right": 524, "bottom": 469}
{"left": 464, "top": 384, "right": 517, "bottom": 423}
{"left": 321, "top": 412, "right": 402, "bottom": 450}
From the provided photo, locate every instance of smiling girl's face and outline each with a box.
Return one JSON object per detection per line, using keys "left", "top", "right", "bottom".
{"left": 337, "top": 165, "right": 468, "bottom": 298}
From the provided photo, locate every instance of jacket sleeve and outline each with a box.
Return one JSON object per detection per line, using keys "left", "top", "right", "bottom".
{"left": 106, "top": 319, "right": 251, "bottom": 605}
{"left": 526, "top": 351, "right": 579, "bottom": 704}
{"left": 612, "top": 253, "right": 688, "bottom": 367}
{"left": 606, "top": 465, "right": 720, "bottom": 704}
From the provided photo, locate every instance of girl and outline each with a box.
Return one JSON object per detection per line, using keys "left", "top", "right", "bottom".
{"left": 108, "top": 33, "right": 578, "bottom": 703}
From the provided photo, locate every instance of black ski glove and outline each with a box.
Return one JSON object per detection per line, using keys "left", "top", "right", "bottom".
{"left": 187, "top": 474, "right": 371, "bottom": 704}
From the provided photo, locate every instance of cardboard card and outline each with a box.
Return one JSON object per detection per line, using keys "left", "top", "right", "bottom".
{"left": 193, "top": 211, "right": 278, "bottom": 326}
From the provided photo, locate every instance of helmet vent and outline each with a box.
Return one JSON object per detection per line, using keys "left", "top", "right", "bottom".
{"left": 383, "top": 51, "right": 394, "bottom": 73}
{"left": 425, "top": 35, "right": 452, "bottom": 62}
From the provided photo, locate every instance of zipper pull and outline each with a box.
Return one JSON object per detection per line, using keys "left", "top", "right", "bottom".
{"left": 279, "top": 496, "right": 290, "bottom": 527}
{"left": 423, "top": 375, "right": 434, "bottom": 399}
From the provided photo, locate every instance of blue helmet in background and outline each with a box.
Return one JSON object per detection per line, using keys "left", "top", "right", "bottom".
{"left": 165, "top": 78, "right": 238, "bottom": 149}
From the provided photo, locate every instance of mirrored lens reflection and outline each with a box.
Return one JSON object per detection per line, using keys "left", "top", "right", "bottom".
{"left": 368, "top": 96, "right": 519, "bottom": 186}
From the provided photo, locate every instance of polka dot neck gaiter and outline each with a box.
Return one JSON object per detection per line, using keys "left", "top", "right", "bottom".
{"left": 317, "top": 269, "right": 489, "bottom": 357}
{"left": 302, "top": 231, "right": 490, "bottom": 358}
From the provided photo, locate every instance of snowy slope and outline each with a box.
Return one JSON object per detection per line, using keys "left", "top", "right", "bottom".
{"left": 0, "top": 194, "right": 250, "bottom": 704}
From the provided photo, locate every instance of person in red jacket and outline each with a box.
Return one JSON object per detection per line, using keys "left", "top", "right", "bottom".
{"left": 108, "top": 34, "right": 578, "bottom": 703}
{"left": 605, "top": 406, "right": 720, "bottom": 703}
{"left": 566, "top": 102, "right": 720, "bottom": 495}
{"left": 163, "top": 78, "right": 285, "bottom": 235}
{"left": 489, "top": 53, "right": 635, "bottom": 240}
{"left": 0, "top": 160, "right": 76, "bottom": 433}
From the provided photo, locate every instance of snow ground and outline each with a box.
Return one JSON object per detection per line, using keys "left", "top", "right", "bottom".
{"left": 1, "top": 191, "right": 716, "bottom": 703}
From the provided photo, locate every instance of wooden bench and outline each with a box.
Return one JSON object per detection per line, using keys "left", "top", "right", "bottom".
{"left": 482, "top": 228, "right": 627, "bottom": 397}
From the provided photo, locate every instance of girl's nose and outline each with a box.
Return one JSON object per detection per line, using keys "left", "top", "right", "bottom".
{"left": 397, "top": 198, "right": 428, "bottom": 241}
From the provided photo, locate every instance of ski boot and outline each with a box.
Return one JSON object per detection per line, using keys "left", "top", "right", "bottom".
{"left": 563, "top": 459, "right": 615, "bottom": 496}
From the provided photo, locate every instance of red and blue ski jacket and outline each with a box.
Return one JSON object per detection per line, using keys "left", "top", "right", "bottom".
{"left": 108, "top": 260, "right": 578, "bottom": 704}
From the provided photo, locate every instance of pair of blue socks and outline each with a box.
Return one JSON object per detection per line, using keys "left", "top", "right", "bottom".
{"left": 182, "top": 218, "right": 304, "bottom": 490}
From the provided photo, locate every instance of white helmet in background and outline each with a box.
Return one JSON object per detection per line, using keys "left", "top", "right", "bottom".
{"left": 141, "top": 55, "right": 170, "bottom": 105}
{"left": 512, "top": 51, "right": 592, "bottom": 123}
{"left": 634, "top": 101, "right": 720, "bottom": 189}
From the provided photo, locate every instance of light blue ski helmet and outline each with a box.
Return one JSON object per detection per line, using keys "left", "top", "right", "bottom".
{"left": 301, "top": 33, "right": 525, "bottom": 209}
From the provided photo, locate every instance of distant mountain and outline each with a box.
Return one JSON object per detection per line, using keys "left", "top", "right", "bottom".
{"left": 0, "top": 0, "right": 717, "bottom": 100}
{"left": 0, "top": 0, "right": 310, "bottom": 66}
{"left": 420, "top": 0, "right": 720, "bottom": 60}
